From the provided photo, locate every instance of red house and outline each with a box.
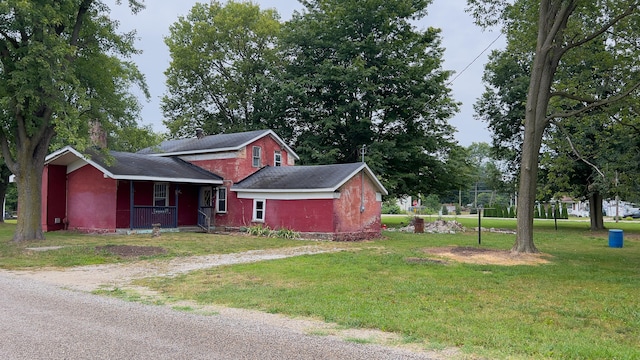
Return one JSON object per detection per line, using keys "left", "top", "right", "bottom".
{"left": 42, "top": 130, "right": 388, "bottom": 240}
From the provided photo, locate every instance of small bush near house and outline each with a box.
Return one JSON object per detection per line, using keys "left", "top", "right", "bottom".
{"left": 441, "top": 205, "right": 448, "bottom": 215}
{"left": 273, "top": 228, "right": 300, "bottom": 240}
{"left": 246, "top": 225, "right": 300, "bottom": 239}
{"left": 246, "top": 224, "right": 272, "bottom": 237}
{"left": 382, "top": 200, "right": 402, "bottom": 214}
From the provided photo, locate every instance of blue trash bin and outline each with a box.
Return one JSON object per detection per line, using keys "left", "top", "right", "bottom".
{"left": 609, "top": 229, "right": 623, "bottom": 248}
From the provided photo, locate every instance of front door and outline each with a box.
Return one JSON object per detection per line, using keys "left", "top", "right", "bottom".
{"left": 198, "top": 186, "right": 214, "bottom": 228}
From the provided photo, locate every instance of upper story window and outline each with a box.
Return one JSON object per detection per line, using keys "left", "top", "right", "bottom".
{"left": 274, "top": 151, "right": 282, "bottom": 167}
{"left": 252, "top": 146, "right": 261, "bottom": 167}
{"left": 216, "top": 187, "right": 227, "bottom": 213}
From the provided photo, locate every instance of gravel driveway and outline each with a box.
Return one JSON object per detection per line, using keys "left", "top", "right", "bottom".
{"left": 1, "top": 245, "right": 460, "bottom": 359}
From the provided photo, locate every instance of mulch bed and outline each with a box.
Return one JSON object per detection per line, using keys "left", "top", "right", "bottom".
{"left": 95, "top": 245, "right": 167, "bottom": 258}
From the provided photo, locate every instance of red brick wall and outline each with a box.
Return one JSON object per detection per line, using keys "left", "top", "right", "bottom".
{"left": 67, "top": 165, "right": 117, "bottom": 232}
{"left": 189, "top": 135, "right": 293, "bottom": 182}
{"left": 333, "top": 172, "right": 382, "bottom": 237}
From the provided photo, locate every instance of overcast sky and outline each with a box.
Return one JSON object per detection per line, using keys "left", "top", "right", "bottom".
{"left": 109, "top": 0, "right": 504, "bottom": 147}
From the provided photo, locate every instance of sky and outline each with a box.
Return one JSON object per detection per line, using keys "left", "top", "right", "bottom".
{"left": 109, "top": 0, "right": 504, "bottom": 147}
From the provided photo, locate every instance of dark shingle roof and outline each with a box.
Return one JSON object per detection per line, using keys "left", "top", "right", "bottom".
{"left": 137, "top": 130, "right": 298, "bottom": 160}
{"left": 232, "top": 163, "right": 386, "bottom": 194}
{"left": 91, "top": 150, "right": 223, "bottom": 183}
{"left": 45, "top": 146, "right": 223, "bottom": 184}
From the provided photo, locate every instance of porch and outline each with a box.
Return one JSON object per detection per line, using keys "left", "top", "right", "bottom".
{"left": 130, "top": 205, "right": 216, "bottom": 232}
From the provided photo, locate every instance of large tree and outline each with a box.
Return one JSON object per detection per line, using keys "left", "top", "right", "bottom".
{"left": 282, "top": 0, "right": 461, "bottom": 197}
{"left": 469, "top": 0, "right": 640, "bottom": 252}
{"left": 162, "top": 1, "right": 284, "bottom": 139}
{"left": 0, "top": 0, "right": 148, "bottom": 241}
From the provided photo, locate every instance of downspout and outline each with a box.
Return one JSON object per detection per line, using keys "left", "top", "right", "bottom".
{"left": 360, "top": 145, "right": 366, "bottom": 213}
{"left": 360, "top": 170, "right": 365, "bottom": 213}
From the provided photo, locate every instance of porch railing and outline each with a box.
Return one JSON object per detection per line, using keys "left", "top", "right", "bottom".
{"left": 132, "top": 206, "right": 177, "bottom": 229}
{"left": 197, "top": 206, "right": 215, "bottom": 231}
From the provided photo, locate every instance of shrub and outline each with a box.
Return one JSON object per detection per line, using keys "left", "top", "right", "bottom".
{"left": 246, "top": 224, "right": 272, "bottom": 237}
{"left": 382, "top": 202, "right": 402, "bottom": 214}
{"left": 273, "top": 228, "right": 300, "bottom": 239}
{"left": 441, "top": 205, "right": 449, "bottom": 215}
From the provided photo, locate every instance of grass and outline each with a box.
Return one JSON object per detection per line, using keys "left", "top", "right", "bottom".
{"left": 0, "top": 223, "right": 306, "bottom": 269}
{"left": 136, "top": 220, "right": 639, "bottom": 359}
{"left": 2, "top": 219, "right": 639, "bottom": 358}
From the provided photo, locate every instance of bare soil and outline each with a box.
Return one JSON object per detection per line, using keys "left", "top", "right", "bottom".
{"left": 421, "top": 246, "right": 552, "bottom": 266}
{"left": 95, "top": 244, "right": 167, "bottom": 258}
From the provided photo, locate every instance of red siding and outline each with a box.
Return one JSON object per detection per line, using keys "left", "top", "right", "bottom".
{"left": 214, "top": 189, "right": 251, "bottom": 228}
{"left": 190, "top": 135, "right": 292, "bottom": 182}
{"left": 265, "top": 199, "right": 335, "bottom": 232}
{"left": 222, "top": 172, "right": 383, "bottom": 240}
{"left": 41, "top": 165, "right": 67, "bottom": 231}
{"left": 67, "top": 164, "right": 117, "bottom": 232}
{"left": 333, "top": 172, "right": 382, "bottom": 240}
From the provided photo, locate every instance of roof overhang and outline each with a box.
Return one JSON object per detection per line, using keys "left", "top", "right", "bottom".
{"left": 231, "top": 163, "right": 388, "bottom": 197}
{"left": 147, "top": 130, "right": 300, "bottom": 160}
{"left": 45, "top": 146, "right": 223, "bottom": 185}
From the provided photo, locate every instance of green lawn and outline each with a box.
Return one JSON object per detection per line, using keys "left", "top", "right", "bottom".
{"left": 0, "top": 223, "right": 306, "bottom": 268}
{"left": 1, "top": 219, "right": 639, "bottom": 359}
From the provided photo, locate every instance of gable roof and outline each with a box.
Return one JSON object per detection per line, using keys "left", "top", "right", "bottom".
{"left": 231, "top": 163, "right": 388, "bottom": 195}
{"left": 137, "top": 129, "right": 300, "bottom": 160}
{"left": 45, "top": 146, "right": 223, "bottom": 185}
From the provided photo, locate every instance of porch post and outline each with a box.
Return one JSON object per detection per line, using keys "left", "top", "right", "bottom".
{"left": 174, "top": 184, "right": 179, "bottom": 228}
{"left": 129, "top": 180, "right": 134, "bottom": 230}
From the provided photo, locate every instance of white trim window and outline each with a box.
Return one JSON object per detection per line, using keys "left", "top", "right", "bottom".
{"left": 216, "top": 187, "right": 227, "bottom": 213}
{"left": 252, "top": 146, "right": 262, "bottom": 167}
{"left": 154, "top": 183, "right": 169, "bottom": 212}
{"left": 274, "top": 150, "right": 282, "bottom": 166}
{"left": 253, "top": 199, "right": 265, "bottom": 222}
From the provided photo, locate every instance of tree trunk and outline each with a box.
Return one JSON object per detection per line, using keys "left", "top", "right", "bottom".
{"left": 513, "top": 1, "right": 566, "bottom": 253}
{"left": 589, "top": 191, "right": 605, "bottom": 231}
{"left": 514, "top": 128, "right": 540, "bottom": 253}
{"left": 9, "top": 137, "right": 50, "bottom": 242}
{"left": 12, "top": 161, "right": 45, "bottom": 241}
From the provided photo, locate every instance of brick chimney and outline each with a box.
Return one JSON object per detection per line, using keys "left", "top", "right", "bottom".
{"left": 89, "top": 120, "right": 107, "bottom": 149}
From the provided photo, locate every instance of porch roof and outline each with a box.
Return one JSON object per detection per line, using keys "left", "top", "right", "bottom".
{"left": 46, "top": 146, "right": 223, "bottom": 185}
{"left": 231, "top": 162, "right": 388, "bottom": 195}
{"left": 137, "top": 129, "right": 300, "bottom": 160}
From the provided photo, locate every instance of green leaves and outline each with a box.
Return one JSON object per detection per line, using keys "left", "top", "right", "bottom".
{"left": 283, "top": 0, "right": 459, "bottom": 197}
{"left": 162, "top": 1, "right": 282, "bottom": 138}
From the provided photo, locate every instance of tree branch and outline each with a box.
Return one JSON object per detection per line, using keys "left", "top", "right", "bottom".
{"left": 0, "top": 30, "right": 19, "bottom": 49}
{"left": 557, "top": 124, "right": 605, "bottom": 179}
{"left": 545, "top": 81, "right": 640, "bottom": 121}
{"left": 70, "top": 0, "right": 94, "bottom": 47}
{"left": 549, "top": 91, "right": 598, "bottom": 103}
{"left": 559, "top": 1, "right": 640, "bottom": 58}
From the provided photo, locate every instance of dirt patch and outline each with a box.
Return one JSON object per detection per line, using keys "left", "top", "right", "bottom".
{"left": 422, "top": 246, "right": 551, "bottom": 266}
{"left": 95, "top": 245, "right": 167, "bottom": 258}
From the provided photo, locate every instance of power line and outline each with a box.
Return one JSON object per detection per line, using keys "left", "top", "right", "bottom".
{"left": 446, "top": 32, "right": 503, "bottom": 86}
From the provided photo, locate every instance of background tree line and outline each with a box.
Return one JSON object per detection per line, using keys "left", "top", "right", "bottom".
{"left": 161, "top": 0, "right": 468, "bottom": 199}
